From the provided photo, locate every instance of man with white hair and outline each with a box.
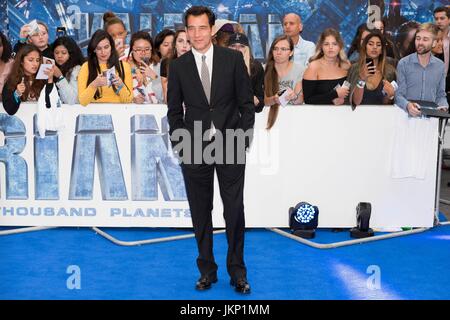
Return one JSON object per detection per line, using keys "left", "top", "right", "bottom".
{"left": 283, "top": 13, "right": 315, "bottom": 68}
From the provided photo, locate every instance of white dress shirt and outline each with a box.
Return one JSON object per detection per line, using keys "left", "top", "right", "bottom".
{"left": 191, "top": 44, "right": 214, "bottom": 84}
{"left": 191, "top": 44, "right": 215, "bottom": 139}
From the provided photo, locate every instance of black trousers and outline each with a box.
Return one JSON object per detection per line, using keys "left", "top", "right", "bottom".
{"left": 181, "top": 161, "right": 247, "bottom": 281}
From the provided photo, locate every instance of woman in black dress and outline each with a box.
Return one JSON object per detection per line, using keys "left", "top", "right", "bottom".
{"left": 303, "top": 28, "right": 351, "bottom": 105}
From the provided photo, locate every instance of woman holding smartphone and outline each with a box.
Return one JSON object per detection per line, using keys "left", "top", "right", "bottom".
{"left": 347, "top": 30, "right": 396, "bottom": 107}
{"left": 127, "top": 31, "right": 161, "bottom": 104}
{"left": 103, "top": 12, "right": 129, "bottom": 60}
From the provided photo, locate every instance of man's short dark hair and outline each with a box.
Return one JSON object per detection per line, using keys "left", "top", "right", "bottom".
{"left": 0, "top": 31, "right": 13, "bottom": 63}
{"left": 184, "top": 6, "right": 216, "bottom": 27}
{"left": 433, "top": 6, "right": 450, "bottom": 19}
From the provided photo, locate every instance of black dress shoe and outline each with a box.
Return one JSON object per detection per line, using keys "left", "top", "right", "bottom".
{"left": 195, "top": 276, "right": 218, "bottom": 291}
{"left": 230, "top": 278, "right": 251, "bottom": 294}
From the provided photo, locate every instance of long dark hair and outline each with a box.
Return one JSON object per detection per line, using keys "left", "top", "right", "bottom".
{"left": 395, "top": 21, "right": 419, "bottom": 58}
{"left": 173, "top": 29, "right": 189, "bottom": 59}
{"left": 154, "top": 29, "right": 175, "bottom": 59}
{"left": 6, "top": 44, "right": 45, "bottom": 101}
{"left": 264, "top": 35, "right": 294, "bottom": 130}
{"left": 87, "top": 29, "right": 125, "bottom": 100}
{"left": 0, "top": 32, "right": 13, "bottom": 63}
{"left": 163, "top": 30, "right": 189, "bottom": 77}
{"left": 347, "top": 23, "right": 370, "bottom": 59}
{"left": 52, "top": 36, "right": 85, "bottom": 79}
{"left": 128, "top": 31, "right": 159, "bottom": 65}
{"left": 358, "top": 30, "right": 388, "bottom": 77}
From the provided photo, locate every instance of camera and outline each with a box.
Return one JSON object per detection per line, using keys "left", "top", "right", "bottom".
{"left": 56, "top": 27, "right": 66, "bottom": 38}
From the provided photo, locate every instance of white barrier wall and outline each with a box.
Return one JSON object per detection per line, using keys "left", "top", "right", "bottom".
{"left": 0, "top": 104, "right": 439, "bottom": 228}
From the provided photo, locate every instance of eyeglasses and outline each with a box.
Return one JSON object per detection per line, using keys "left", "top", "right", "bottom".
{"left": 273, "top": 47, "right": 291, "bottom": 52}
{"left": 133, "top": 47, "right": 152, "bottom": 53}
{"left": 30, "top": 32, "right": 48, "bottom": 37}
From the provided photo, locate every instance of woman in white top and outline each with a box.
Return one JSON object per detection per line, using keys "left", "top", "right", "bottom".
{"left": 51, "top": 36, "right": 85, "bottom": 104}
{"left": 127, "top": 31, "right": 161, "bottom": 104}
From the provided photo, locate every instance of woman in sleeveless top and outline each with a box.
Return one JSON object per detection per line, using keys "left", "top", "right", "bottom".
{"left": 347, "top": 30, "right": 396, "bottom": 107}
{"left": 303, "top": 28, "right": 351, "bottom": 105}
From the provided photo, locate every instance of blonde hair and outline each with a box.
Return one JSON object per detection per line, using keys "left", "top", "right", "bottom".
{"left": 309, "top": 28, "right": 349, "bottom": 67}
{"left": 241, "top": 46, "right": 251, "bottom": 76}
{"left": 233, "top": 23, "right": 245, "bottom": 34}
{"left": 416, "top": 23, "right": 439, "bottom": 40}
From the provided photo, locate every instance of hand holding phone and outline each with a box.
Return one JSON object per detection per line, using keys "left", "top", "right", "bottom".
{"left": 335, "top": 83, "right": 349, "bottom": 98}
{"left": 342, "top": 80, "right": 351, "bottom": 89}
{"left": 16, "top": 77, "right": 26, "bottom": 96}
{"left": 366, "top": 58, "right": 376, "bottom": 75}
{"left": 278, "top": 88, "right": 292, "bottom": 107}
{"left": 56, "top": 27, "right": 66, "bottom": 38}
{"left": 115, "top": 38, "right": 126, "bottom": 58}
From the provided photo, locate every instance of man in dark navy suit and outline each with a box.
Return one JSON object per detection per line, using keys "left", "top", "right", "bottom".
{"left": 167, "top": 6, "right": 255, "bottom": 294}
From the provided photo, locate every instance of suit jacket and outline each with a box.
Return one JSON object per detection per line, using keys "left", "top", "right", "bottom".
{"left": 167, "top": 45, "right": 255, "bottom": 146}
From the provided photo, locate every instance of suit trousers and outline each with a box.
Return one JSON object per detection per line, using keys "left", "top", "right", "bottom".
{"left": 181, "top": 159, "right": 247, "bottom": 281}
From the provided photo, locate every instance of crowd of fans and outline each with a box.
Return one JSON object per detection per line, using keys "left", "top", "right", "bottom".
{"left": 0, "top": 7, "right": 449, "bottom": 129}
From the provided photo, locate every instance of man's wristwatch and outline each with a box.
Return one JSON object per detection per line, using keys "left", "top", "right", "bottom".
{"left": 356, "top": 79, "right": 366, "bottom": 89}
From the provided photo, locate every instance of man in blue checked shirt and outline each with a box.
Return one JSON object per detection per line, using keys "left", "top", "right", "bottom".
{"left": 396, "top": 23, "right": 448, "bottom": 117}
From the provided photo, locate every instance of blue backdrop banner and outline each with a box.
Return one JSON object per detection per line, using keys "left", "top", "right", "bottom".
{"left": 2, "top": 0, "right": 446, "bottom": 60}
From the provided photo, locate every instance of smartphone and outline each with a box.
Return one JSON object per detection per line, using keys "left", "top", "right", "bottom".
{"left": 56, "top": 27, "right": 66, "bottom": 38}
{"left": 342, "top": 80, "right": 351, "bottom": 89}
{"left": 366, "top": 58, "right": 376, "bottom": 74}
{"left": 142, "top": 57, "right": 150, "bottom": 66}
{"left": 278, "top": 89, "right": 287, "bottom": 97}
{"left": 115, "top": 38, "right": 124, "bottom": 48}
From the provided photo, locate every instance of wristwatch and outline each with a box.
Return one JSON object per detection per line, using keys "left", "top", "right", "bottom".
{"left": 356, "top": 80, "right": 366, "bottom": 89}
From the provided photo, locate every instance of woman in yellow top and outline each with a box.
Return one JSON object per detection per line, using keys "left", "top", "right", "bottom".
{"left": 78, "top": 29, "right": 133, "bottom": 106}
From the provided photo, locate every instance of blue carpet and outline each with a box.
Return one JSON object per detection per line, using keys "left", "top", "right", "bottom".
{"left": 0, "top": 223, "right": 449, "bottom": 300}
